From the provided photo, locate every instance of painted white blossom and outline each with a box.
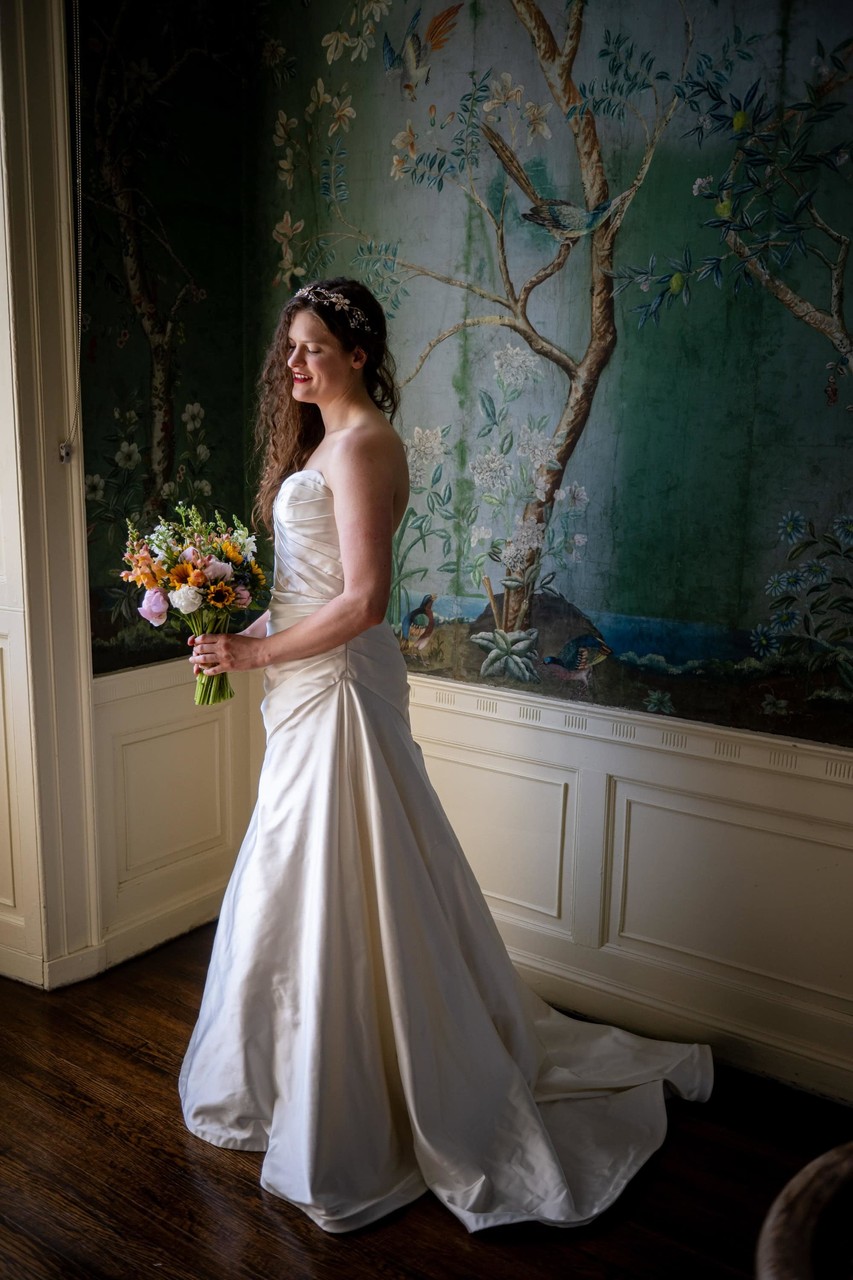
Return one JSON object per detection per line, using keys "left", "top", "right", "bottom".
{"left": 196, "top": 443, "right": 210, "bottom": 462}
{"left": 553, "top": 488, "right": 566, "bottom": 502}
{"left": 517, "top": 423, "right": 553, "bottom": 471}
{"left": 523, "top": 100, "right": 552, "bottom": 142}
{"left": 501, "top": 514, "right": 545, "bottom": 573}
{"left": 85, "top": 473, "right": 105, "bottom": 501}
{"left": 470, "top": 448, "right": 512, "bottom": 492}
{"left": 362, "top": 0, "right": 389, "bottom": 19}
{"left": 321, "top": 30, "right": 349, "bottom": 64}
{"left": 349, "top": 25, "right": 375, "bottom": 61}
{"left": 168, "top": 584, "right": 203, "bottom": 614}
{"left": 692, "top": 174, "right": 713, "bottom": 196}
{"left": 160, "top": 482, "right": 177, "bottom": 500}
{"left": 493, "top": 342, "right": 540, "bottom": 389}
{"left": 570, "top": 531, "right": 588, "bottom": 562}
{"left": 193, "top": 479, "right": 212, "bottom": 497}
{"left": 115, "top": 441, "right": 141, "bottom": 470}
{"left": 470, "top": 525, "right": 492, "bottom": 549}
{"left": 484, "top": 72, "right": 524, "bottom": 113}
{"left": 405, "top": 426, "right": 444, "bottom": 485}
{"left": 696, "top": 112, "right": 713, "bottom": 130}
{"left": 273, "top": 111, "right": 297, "bottom": 146}
{"left": 181, "top": 402, "right": 205, "bottom": 432}
{"left": 565, "top": 481, "right": 589, "bottom": 510}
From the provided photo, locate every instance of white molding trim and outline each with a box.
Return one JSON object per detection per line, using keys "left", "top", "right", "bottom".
{"left": 408, "top": 673, "right": 853, "bottom": 782}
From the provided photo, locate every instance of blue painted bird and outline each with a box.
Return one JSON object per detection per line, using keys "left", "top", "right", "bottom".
{"left": 543, "top": 633, "right": 613, "bottom": 683}
{"left": 481, "top": 123, "right": 629, "bottom": 242}
{"left": 383, "top": 4, "right": 463, "bottom": 100}
{"left": 402, "top": 593, "right": 436, "bottom": 658}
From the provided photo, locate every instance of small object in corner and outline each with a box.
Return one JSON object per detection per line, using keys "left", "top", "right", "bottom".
{"left": 59, "top": 441, "right": 73, "bottom": 463}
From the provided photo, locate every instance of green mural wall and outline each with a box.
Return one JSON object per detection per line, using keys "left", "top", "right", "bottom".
{"left": 77, "top": 1, "right": 853, "bottom": 750}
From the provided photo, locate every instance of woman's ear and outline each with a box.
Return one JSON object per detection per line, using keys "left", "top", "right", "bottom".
{"left": 351, "top": 346, "right": 367, "bottom": 369}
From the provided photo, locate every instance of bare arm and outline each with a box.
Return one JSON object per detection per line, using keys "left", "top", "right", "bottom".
{"left": 190, "top": 431, "right": 400, "bottom": 675}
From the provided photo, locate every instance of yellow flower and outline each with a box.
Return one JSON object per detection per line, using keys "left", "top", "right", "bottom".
{"left": 168, "top": 562, "right": 194, "bottom": 589}
{"left": 206, "top": 582, "right": 236, "bottom": 609}
{"left": 250, "top": 562, "right": 266, "bottom": 587}
{"left": 220, "top": 539, "right": 244, "bottom": 564}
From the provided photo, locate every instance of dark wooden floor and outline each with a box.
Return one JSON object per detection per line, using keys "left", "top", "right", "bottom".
{"left": 1, "top": 927, "right": 851, "bottom": 1280}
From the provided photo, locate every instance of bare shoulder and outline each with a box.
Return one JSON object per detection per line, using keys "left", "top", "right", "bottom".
{"left": 325, "top": 413, "right": 408, "bottom": 492}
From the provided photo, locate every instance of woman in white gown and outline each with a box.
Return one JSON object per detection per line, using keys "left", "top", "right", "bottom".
{"left": 179, "top": 278, "right": 713, "bottom": 1235}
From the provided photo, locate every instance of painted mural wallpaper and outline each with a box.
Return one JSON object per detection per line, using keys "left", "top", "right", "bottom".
{"left": 77, "top": 0, "right": 853, "bottom": 750}
{"left": 76, "top": 0, "right": 256, "bottom": 672}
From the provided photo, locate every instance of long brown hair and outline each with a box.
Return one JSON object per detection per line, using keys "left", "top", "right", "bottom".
{"left": 253, "top": 277, "right": 399, "bottom": 532}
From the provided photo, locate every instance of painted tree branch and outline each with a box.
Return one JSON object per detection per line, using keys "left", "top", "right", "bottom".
{"left": 401, "top": 314, "right": 578, "bottom": 387}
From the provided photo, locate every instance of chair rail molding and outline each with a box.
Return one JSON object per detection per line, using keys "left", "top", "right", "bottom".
{"left": 408, "top": 673, "right": 853, "bottom": 1102}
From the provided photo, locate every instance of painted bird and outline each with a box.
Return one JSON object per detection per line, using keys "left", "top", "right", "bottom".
{"left": 402, "top": 593, "right": 436, "bottom": 658}
{"left": 543, "top": 633, "right": 613, "bottom": 683}
{"left": 383, "top": 5, "right": 463, "bottom": 100}
{"left": 481, "top": 122, "right": 630, "bottom": 242}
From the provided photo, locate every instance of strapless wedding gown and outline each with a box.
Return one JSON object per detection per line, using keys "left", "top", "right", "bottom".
{"left": 179, "top": 469, "right": 712, "bottom": 1234}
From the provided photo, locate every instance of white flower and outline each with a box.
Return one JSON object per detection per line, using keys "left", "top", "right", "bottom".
{"left": 493, "top": 342, "right": 540, "bottom": 389}
{"left": 160, "top": 482, "right": 177, "bottom": 499}
{"left": 405, "top": 425, "right": 444, "bottom": 485}
{"left": 85, "top": 473, "right": 105, "bottom": 501}
{"left": 523, "top": 100, "right": 552, "bottom": 142}
{"left": 517, "top": 423, "right": 553, "bottom": 471}
{"left": 241, "top": 533, "right": 258, "bottom": 559}
{"left": 470, "top": 448, "right": 512, "bottom": 491}
{"left": 470, "top": 525, "right": 492, "bottom": 549}
{"left": 349, "top": 25, "right": 375, "bottom": 62}
{"left": 572, "top": 532, "right": 588, "bottom": 546}
{"left": 501, "top": 514, "right": 545, "bottom": 573}
{"left": 697, "top": 112, "right": 713, "bottom": 130}
{"left": 321, "top": 30, "right": 349, "bottom": 64}
{"left": 194, "top": 479, "right": 212, "bottom": 497}
{"left": 565, "top": 481, "right": 589, "bottom": 510}
{"left": 362, "top": 1, "right": 389, "bottom": 20}
{"left": 484, "top": 72, "right": 524, "bottom": 113}
{"left": 570, "top": 531, "right": 588, "bottom": 561}
{"left": 181, "top": 402, "right": 205, "bottom": 432}
{"left": 553, "top": 488, "right": 566, "bottom": 502}
{"left": 168, "top": 584, "right": 203, "bottom": 614}
{"left": 277, "top": 148, "right": 296, "bottom": 187}
{"left": 692, "top": 174, "right": 713, "bottom": 196}
{"left": 273, "top": 111, "right": 297, "bottom": 146}
{"left": 196, "top": 443, "right": 210, "bottom": 462}
{"left": 115, "top": 441, "right": 140, "bottom": 470}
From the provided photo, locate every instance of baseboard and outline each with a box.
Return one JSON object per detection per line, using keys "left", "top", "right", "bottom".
{"left": 101, "top": 885, "right": 226, "bottom": 970}
{"left": 0, "top": 944, "right": 44, "bottom": 986}
{"left": 512, "top": 954, "right": 853, "bottom": 1104}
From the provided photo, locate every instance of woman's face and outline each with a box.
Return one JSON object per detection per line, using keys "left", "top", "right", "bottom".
{"left": 285, "top": 309, "right": 364, "bottom": 409}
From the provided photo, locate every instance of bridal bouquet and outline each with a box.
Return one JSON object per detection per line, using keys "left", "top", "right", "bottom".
{"left": 121, "top": 504, "right": 268, "bottom": 706}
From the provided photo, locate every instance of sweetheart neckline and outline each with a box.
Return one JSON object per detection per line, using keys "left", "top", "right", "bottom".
{"left": 282, "top": 468, "right": 331, "bottom": 492}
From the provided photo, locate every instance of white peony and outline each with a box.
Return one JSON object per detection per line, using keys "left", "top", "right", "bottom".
{"left": 168, "top": 584, "right": 203, "bottom": 614}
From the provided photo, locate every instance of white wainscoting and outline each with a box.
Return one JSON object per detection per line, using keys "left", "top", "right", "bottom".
{"left": 407, "top": 674, "right": 853, "bottom": 1102}
{"left": 92, "top": 660, "right": 265, "bottom": 970}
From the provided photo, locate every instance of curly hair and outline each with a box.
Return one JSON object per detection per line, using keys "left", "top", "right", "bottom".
{"left": 253, "top": 278, "right": 399, "bottom": 532}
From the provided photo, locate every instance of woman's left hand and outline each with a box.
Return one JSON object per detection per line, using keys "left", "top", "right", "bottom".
{"left": 189, "top": 633, "right": 264, "bottom": 675}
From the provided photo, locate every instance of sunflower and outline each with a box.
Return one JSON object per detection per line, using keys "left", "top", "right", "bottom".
{"left": 250, "top": 562, "right": 266, "bottom": 587}
{"left": 168, "top": 562, "right": 194, "bottom": 589}
{"left": 220, "top": 539, "right": 244, "bottom": 564}
{"left": 206, "top": 582, "right": 236, "bottom": 608}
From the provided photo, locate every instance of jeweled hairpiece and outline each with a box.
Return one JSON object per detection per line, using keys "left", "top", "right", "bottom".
{"left": 293, "top": 285, "right": 373, "bottom": 334}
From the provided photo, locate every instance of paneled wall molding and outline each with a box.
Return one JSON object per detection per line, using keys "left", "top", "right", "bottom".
{"left": 408, "top": 674, "right": 853, "bottom": 783}
{"left": 408, "top": 673, "right": 853, "bottom": 1101}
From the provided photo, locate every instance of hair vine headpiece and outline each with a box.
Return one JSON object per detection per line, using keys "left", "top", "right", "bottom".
{"left": 293, "top": 285, "right": 374, "bottom": 334}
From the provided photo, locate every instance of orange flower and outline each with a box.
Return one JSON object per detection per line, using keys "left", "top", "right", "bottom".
{"left": 189, "top": 568, "right": 208, "bottom": 588}
{"left": 206, "top": 582, "right": 236, "bottom": 609}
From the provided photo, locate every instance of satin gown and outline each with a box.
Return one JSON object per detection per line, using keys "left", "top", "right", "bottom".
{"left": 179, "top": 469, "right": 713, "bottom": 1234}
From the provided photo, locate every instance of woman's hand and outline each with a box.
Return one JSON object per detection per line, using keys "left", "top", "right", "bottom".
{"left": 188, "top": 633, "right": 265, "bottom": 676}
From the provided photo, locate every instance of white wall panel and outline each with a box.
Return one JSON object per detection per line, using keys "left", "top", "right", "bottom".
{"left": 422, "top": 746, "right": 572, "bottom": 924}
{"left": 408, "top": 674, "right": 853, "bottom": 1101}
{"left": 93, "top": 661, "right": 264, "bottom": 966}
{"left": 0, "top": 641, "right": 15, "bottom": 907}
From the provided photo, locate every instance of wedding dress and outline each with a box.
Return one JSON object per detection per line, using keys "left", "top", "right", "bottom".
{"left": 179, "top": 468, "right": 713, "bottom": 1234}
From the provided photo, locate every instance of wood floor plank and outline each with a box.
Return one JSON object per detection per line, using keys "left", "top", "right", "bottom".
{"left": 2, "top": 924, "right": 851, "bottom": 1280}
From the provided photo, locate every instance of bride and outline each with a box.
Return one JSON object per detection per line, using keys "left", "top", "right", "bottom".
{"left": 179, "top": 277, "right": 712, "bottom": 1234}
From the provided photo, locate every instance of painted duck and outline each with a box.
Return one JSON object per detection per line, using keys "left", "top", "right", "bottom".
{"left": 543, "top": 633, "right": 613, "bottom": 683}
{"left": 402, "top": 593, "right": 436, "bottom": 656}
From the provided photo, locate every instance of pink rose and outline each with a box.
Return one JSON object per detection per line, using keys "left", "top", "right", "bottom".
{"left": 232, "top": 585, "right": 251, "bottom": 607}
{"left": 204, "top": 557, "right": 234, "bottom": 582}
{"left": 138, "top": 587, "right": 169, "bottom": 626}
